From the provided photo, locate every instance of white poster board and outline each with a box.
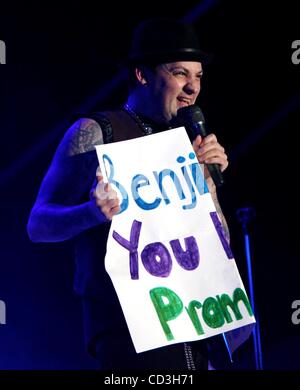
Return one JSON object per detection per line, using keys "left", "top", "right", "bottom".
{"left": 96, "top": 127, "right": 255, "bottom": 353}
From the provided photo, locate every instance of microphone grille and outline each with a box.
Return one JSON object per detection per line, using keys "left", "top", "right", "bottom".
{"left": 177, "top": 104, "right": 205, "bottom": 124}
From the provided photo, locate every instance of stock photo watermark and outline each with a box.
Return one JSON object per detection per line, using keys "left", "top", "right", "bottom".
{"left": 291, "top": 300, "right": 300, "bottom": 325}
{"left": 0, "top": 299, "right": 6, "bottom": 325}
{"left": 291, "top": 40, "right": 300, "bottom": 65}
{"left": 0, "top": 40, "right": 6, "bottom": 64}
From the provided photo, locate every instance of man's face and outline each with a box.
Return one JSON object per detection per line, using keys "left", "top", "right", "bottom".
{"left": 146, "top": 61, "right": 203, "bottom": 123}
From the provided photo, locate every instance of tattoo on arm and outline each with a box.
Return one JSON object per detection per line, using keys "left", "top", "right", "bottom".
{"left": 68, "top": 119, "right": 104, "bottom": 156}
{"left": 211, "top": 191, "right": 230, "bottom": 244}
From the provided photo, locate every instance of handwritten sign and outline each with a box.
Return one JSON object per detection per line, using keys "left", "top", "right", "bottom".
{"left": 96, "top": 127, "right": 255, "bottom": 353}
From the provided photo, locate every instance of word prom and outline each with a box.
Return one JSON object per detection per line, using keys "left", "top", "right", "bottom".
{"left": 150, "top": 286, "right": 252, "bottom": 341}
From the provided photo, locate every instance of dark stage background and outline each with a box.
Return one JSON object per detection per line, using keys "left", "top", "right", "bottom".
{"left": 0, "top": 0, "right": 299, "bottom": 370}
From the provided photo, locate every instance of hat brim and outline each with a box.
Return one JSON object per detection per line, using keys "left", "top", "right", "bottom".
{"left": 127, "top": 48, "right": 213, "bottom": 67}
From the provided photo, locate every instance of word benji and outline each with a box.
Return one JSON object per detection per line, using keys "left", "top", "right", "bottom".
{"left": 102, "top": 152, "right": 208, "bottom": 213}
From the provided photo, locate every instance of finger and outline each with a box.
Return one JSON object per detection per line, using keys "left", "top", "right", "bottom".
{"left": 204, "top": 157, "right": 229, "bottom": 172}
{"left": 107, "top": 189, "right": 118, "bottom": 200}
{"left": 199, "top": 143, "right": 224, "bottom": 156}
{"left": 104, "top": 183, "right": 118, "bottom": 198}
{"left": 197, "top": 144, "right": 224, "bottom": 158}
{"left": 106, "top": 198, "right": 120, "bottom": 208}
{"left": 198, "top": 148, "right": 227, "bottom": 161}
{"left": 96, "top": 166, "right": 102, "bottom": 177}
{"left": 96, "top": 167, "right": 104, "bottom": 183}
{"left": 104, "top": 182, "right": 111, "bottom": 192}
{"left": 99, "top": 203, "right": 114, "bottom": 216}
{"left": 201, "top": 134, "right": 217, "bottom": 145}
{"left": 95, "top": 182, "right": 107, "bottom": 199}
{"left": 96, "top": 197, "right": 120, "bottom": 209}
{"left": 192, "top": 135, "right": 203, "bottom": 149}
{"left": 101, "top": 201, "right": 120, "bottom": 219}
{"left": 108, "top": 205, "right": 121, "bottom": 218}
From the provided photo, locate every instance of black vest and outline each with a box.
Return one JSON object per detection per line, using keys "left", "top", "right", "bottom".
{"left": 73, "top": 109, "right": 146, "bottom": 298}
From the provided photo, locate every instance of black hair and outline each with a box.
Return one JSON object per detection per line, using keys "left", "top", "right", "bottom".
{"left": 126, "top": 63, "right": 156, "bottom": 92}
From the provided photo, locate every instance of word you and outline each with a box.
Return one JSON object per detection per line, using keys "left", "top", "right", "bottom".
{"left": 113, "top": 212, "right": 233, "bottom": 280}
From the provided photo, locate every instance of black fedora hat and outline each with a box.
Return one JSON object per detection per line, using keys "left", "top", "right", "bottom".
{"left": 128, "top": 18, "right": 211, "bottom": 67}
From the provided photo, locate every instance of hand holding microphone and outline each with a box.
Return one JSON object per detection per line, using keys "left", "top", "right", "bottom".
{"left": 176, "top": 105, "right": 227, "bottom": 187}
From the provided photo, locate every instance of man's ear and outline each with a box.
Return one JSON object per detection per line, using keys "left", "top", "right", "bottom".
{"left": 135, "top": 67, "right": 148, "bottom": 86}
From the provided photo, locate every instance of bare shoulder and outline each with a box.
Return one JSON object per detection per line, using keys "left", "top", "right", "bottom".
{"left": 64, "top": 117, "right": 104, "bottom": 156}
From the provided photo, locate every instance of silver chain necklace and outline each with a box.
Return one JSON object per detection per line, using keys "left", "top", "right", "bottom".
{"left": 123, "top": 103, "right": 154, "bottom": 136}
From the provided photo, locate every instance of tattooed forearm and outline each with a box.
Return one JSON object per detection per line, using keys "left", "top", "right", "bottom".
{"left": 68, "top": 118, "right": 104, "bottom": 156}
{"left": 211, "top": 191, "right": 230, "bottom": 244}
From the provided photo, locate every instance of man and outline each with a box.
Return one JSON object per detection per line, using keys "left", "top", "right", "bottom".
{"left": 27, "top": 18, "right": 228, "bottom": 370}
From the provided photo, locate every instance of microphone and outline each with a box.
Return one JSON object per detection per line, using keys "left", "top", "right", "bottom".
{"left": 176, "top": 104, "right": 224, "bottom": 187}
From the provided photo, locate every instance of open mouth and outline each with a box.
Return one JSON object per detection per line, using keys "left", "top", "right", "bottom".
{"left": 177, "top": 97, "right": 191, "bottom": 107}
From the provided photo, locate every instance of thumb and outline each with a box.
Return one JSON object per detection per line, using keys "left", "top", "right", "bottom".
{"left": 96, "top": 174, "right": 103, "bottom": 183}
{"left": 96, "top": 166, "right": 103, "bottom": 182}
{"left": 192, "top": 134, "right": 203, "bottom": 149}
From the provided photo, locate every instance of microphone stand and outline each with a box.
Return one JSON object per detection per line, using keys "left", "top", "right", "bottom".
{"left": 236, "top": 207, "right": 263, "bottom": 370}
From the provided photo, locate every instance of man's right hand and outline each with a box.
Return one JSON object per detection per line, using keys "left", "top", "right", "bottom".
{"left": 92, "top": 170, "right": 120, "bottom": 220}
